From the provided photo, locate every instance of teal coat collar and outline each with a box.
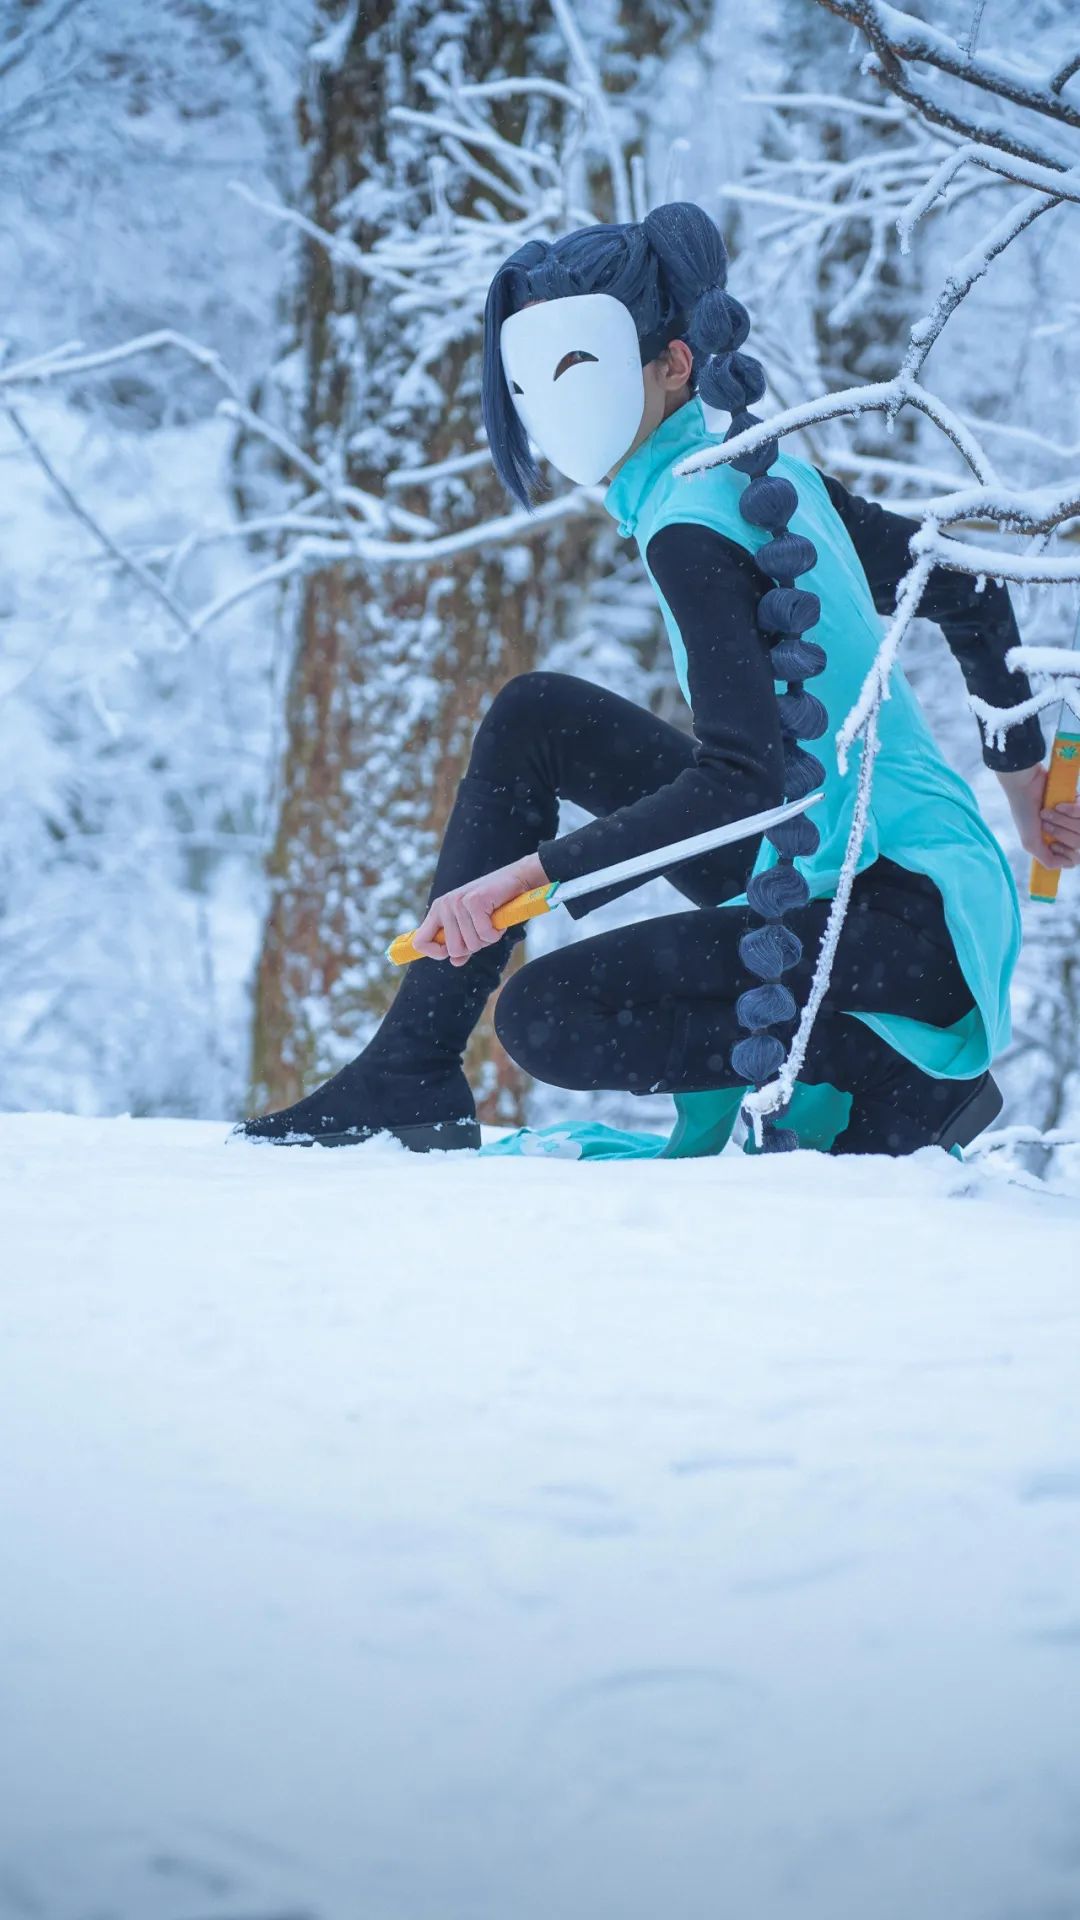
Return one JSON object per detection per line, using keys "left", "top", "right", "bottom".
{"left": 603, "top": 395, "right": 713, "bottom": 540}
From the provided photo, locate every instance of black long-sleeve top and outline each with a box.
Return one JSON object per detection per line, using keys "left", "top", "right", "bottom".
{"left": 537, "top": 472, "right": 1043, "bottom": 899}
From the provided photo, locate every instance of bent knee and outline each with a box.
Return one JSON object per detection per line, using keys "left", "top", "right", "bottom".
{"left": 472, "top": 670, "right": 590, "bottom": 763}
{"left": 495, "top": 960, "right": 578, "bottom": 1082}
{"left": 479, "top": 671, "right": 552, "bottom": 736}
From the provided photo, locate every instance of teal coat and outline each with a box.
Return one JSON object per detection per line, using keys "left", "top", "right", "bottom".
{"left": 486, "top": 397, "right": 1021, "bottom": 1162}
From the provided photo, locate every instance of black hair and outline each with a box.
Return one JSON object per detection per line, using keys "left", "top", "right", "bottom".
{"left": 483, "top": 203, "right": 829, "bottom": 1152}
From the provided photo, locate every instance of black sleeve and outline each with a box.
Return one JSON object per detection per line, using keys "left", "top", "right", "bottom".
{"left": 537, "top": 519, "right": 786, "bottom": 916}
{"left": 816, "top": 467, "right": 1044, "bottom": 772}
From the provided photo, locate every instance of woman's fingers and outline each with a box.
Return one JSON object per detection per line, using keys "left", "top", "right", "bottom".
{"left": 412, "top": 916, "right": 449, "bottom": 960}
{"left": 459, "top": 888, "right": 499, "bottom": 948}
{"left": 412, "top": 896, "right": 456, "bottom": 961}
{"left": 1041, "top": 803, "right": 1080, "bottom": 865}
{"left": 410, "top": 886, "right": 506, "bottom": 964}
{"left": 439, "top": 897, "right": 473, "bottom": 965}
{"left": 1042, "top": 802, "right": 1080, "bottom": 839}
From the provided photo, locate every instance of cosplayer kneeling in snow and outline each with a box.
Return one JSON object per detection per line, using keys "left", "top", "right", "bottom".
{"left": 240, "top": 201, "right": 1080, "bottom": 1157}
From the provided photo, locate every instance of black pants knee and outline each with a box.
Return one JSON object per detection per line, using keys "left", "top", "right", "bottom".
{"left": 494, "top": 859, "right": 976, "bottom": 1098}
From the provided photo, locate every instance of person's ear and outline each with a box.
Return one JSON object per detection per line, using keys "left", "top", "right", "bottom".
{"left": 657, "top": 337, "right": 694, "bottom": 390}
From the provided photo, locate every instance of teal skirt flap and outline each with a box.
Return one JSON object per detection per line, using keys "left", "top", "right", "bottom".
{"left": 480, "top": 1080, "right": 853, "bottom": 1161}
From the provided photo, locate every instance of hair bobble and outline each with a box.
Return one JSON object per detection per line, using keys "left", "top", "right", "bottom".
{"left": 688, "top": 286, "right": 750, "bottom": 358}
{"left": 698, "top": 350, "right": 767, "bottom": 414}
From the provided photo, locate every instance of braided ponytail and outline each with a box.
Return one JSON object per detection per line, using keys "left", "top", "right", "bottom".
{"left": 643, "top": 203, "right": 828, "bottom": 1154}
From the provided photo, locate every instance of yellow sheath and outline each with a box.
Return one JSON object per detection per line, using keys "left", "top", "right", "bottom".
{"left": 1030, "top": 732, "right": 1080, "bottom": 904}
{"left": 387, "top": 883, "right": 554, "bottom": 965}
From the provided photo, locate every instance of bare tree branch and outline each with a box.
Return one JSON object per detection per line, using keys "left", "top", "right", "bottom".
{"left": 0, "top": 0, "right": 81, "bottom": 81}
{"left": 1049, "top": 50, "right": 1080, "bottom": 96}
{"left": 548, "top": 0, "right": 632, "bottom": 223}
{"left": 0, "top": 403, "right": 196, "bottom": 641}
{"left": 818, "top": 0, "right": 1080, "bottom": 130}
{"left": 815, "top": 0, "right": 1076, "bottom": 171}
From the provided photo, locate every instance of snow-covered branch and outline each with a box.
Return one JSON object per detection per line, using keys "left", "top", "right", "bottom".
{"left": 910, "top": 526, "right": 1080, "bottom": 586}
{"left": 836, "top": 552, "right": 936, "bottom": 766}
{"left": 723, "top": 12, "right": 1080, "bottom": 1144}
{"left": 674, "top": 374, "right": 999, "bottom": 484}
{"left": 739, "top": 89, "right": 907, "bottom": 124}
{"left": 823, "top": 1, "right": 1080, "bottom": 129}
{"left": 816, "top": 0, "right": 1076, "bottom": 171}
{"left": 918, "top": 480, "right": 1080, "bottom": 534}
{"left": 0, "top": 328, "right": 245, "bottom": 401}
{"left": 898, "top": 188, "right": 1062, "bottom": 387}
{"left": 0, "top": 0, "right": 80, "bottom": 81}
{"left": 898, "top": 144, "right": 1080, "bottom": 253}
{"left": 548, "top": 0, "right": 632, "bottom": 224}
{"left": 1, "top": 403, "right": 197, "bottom": 642}
{"left": 968, "top": 643, "right": 1080, "bottom": 750}
{"left": 967, "top": 685, "right": 1073, "bottom": 750}
{"left": 1007, "top": 644, "right": 1080, "bottom": 679}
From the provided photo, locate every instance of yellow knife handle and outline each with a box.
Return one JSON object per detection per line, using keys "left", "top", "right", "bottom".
{"left": 1030, "top": 732, "right": 1080, "bottom": 904}
{"left": 387, "top": 883, "right": 555, "bottom": 965}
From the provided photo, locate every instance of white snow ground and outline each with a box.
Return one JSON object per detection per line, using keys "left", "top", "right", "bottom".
{"left": 2, "top": 1113, "right": 1080, "bottom": 1920}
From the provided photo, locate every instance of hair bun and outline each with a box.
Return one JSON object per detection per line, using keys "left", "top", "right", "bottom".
{"left": 642, "top": 201, "right": 729, "bottom": 308}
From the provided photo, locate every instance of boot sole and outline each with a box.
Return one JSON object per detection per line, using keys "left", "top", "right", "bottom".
{"left": 239, "top": 1118, "right": 481, "bottom": 1153}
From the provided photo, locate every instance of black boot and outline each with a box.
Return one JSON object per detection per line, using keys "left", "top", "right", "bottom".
{"left": 236, "top": 769, "right": 554, "bottom": 1150}
{"left": 235, "top": 1061, "right": 483, "bottom": 1152}
{"left": 830, "top": 1056, "right": 1003, "bottom": 1157}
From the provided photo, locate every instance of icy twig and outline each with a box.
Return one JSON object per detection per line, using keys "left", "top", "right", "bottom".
{"left": 917, "top": 480, "right": 1080, "bottom": 532}
{"left": 0, "top": 328, "right": 245, "bottom": 401}
{"left": 967, "top": 1125, "right": 1080, "bottom": 1153}
{"left": 673, "top": 374, "right": 998, "bottom": 483}
{"left": 1049, "top": 51, "right": 1080, "bottom": 96}
{"left": 213, "top": 400, "right": 436, "bottom": 543}
{"left": 228, "top": 182, "right": 417, "bottom": 295}
{"left": 816, "top": 0, "right": 1074, "bottom": 171}
{"left": 738, "top": 89, "right": 907, "bottom": 123}
{"left": 388, "top": 105, "right": 564, "bottom": 194}
{"left": 819, "top": 0, "right": 1080, "bottom": 129}
{"left": 898, "top": 146, "right": 1080, "bottom": 254}
{"left": 910, "top": 527, "right": 1080, "bottom": 586}
{"left": 1007, "top": 644, "right": 1080, "bottom": 678}
{"left": 548, "top": 0, "right": 632, "bottom": 224}
{"left": 185, "top": 491, "right": 600, "bottom": 638}
{"left": 1, "top": 403, "right": 197, "bottom": 641}
{"left": 0, "top": 0, "right": 80, "bottom": 80}
{"left": 837, "top": 553, "right": 935, "bottom": 767}
{"left": 898, "top": 190, "right": 1063, "bottom": 389}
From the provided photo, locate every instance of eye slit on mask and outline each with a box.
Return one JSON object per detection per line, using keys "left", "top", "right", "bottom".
{"left": 553, "top": 350, "right": 599, "bottom": 380}
{"left": 510, "top": 380, "right": 524, "bottom": 394}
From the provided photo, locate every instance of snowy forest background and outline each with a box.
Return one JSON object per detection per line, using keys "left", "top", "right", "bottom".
{"left": 3, "top": 0, "right": 1079, "bottom": 1150}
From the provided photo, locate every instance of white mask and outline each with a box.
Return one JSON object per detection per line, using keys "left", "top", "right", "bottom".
{"left": 499, "top": 292, "right": 646, "bottom": 488}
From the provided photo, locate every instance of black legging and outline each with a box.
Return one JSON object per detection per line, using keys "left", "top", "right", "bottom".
{"left": 454, "top": 672, "right": 976, "bottom": 1100}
